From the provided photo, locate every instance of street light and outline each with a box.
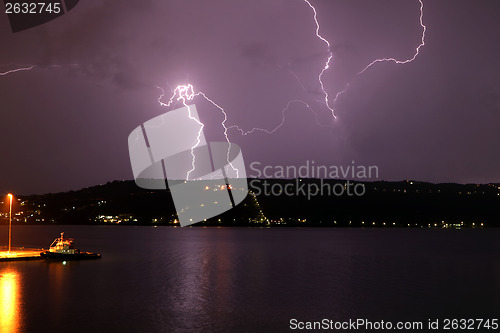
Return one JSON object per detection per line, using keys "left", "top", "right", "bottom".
{"left": 7, "top": 194, "right": 12, "bottom": 253}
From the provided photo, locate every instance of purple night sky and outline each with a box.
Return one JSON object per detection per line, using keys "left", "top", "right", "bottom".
{"left": 1, "top": 0, "right": 499, "bottom": 195}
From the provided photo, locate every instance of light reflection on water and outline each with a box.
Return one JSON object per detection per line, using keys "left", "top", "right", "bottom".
{"left": 47, "top": 260, "right": 69, "bottom": 321}
{"left": 0, "top": 266, "right": 21, "bottom": 333}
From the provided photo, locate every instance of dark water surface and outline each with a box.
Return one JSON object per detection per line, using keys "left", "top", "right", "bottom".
{"left": 0, "top": 226, "right": 499, "bottom": 332}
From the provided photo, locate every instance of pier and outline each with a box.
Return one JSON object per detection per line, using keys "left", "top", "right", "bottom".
{"left": 0, "top": 247, "right": 44, "bottom": 262}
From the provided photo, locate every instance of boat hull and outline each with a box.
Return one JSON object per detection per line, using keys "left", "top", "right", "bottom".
{"left": 40, "top": 251, "right": 101, "bottom": 260}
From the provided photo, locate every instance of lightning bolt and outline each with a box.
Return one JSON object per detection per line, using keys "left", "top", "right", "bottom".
{"left": 222, "top": 0, "right": 426, "bottom": 134}
{"left": 359, "top": 0, "right": 426, "bottom": 74}
{"left": 226, "top": 99, "right": 329, "bottom": 136}
{"left": 156, "top": 83, "right": 242, "bottom": 180}
{"left": 155, "top": 84, "right": 205, "bottom": 180}
{"left": 303, "top": 0, "right": 336, "bottom": 119}
{"left": 332, "top": 0, "right": 426, "bottom": 107}
{"left": 0, "top": 63, "right": 83, "bottom": 76}
{"left": 0, "top": 65, "right": 36, "bottom": 76}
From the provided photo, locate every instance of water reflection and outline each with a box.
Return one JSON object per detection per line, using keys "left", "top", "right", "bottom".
{"left": 165, "top": 230, "right": 237, "bottom": 331}
{"left": 46, "top": 260, "right": 71, "bottom": 320}
{"left": 0, "top": 267, "right": 21, "bottom": 333}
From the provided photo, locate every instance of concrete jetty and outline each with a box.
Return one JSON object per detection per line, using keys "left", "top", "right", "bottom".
{"left": 0, "top": 247, "right": 44, "bottom": 262}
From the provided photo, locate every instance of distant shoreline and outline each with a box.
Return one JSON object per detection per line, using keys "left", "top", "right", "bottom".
{"left": 2, "top": 179, "right": 499, "bottom": 228}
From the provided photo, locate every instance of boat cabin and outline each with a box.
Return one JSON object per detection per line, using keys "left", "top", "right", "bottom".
{"left": 49, "top": 232, "right": 77, "bottom": 254}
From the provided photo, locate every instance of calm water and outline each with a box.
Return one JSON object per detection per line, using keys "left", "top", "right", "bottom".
{"left": 0, "top": 226, "right": 499, "bottom": 333}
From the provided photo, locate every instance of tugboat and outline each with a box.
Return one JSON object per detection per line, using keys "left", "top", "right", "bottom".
{"left": 40, "top": 232, "right": 101, "bottom": 260}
